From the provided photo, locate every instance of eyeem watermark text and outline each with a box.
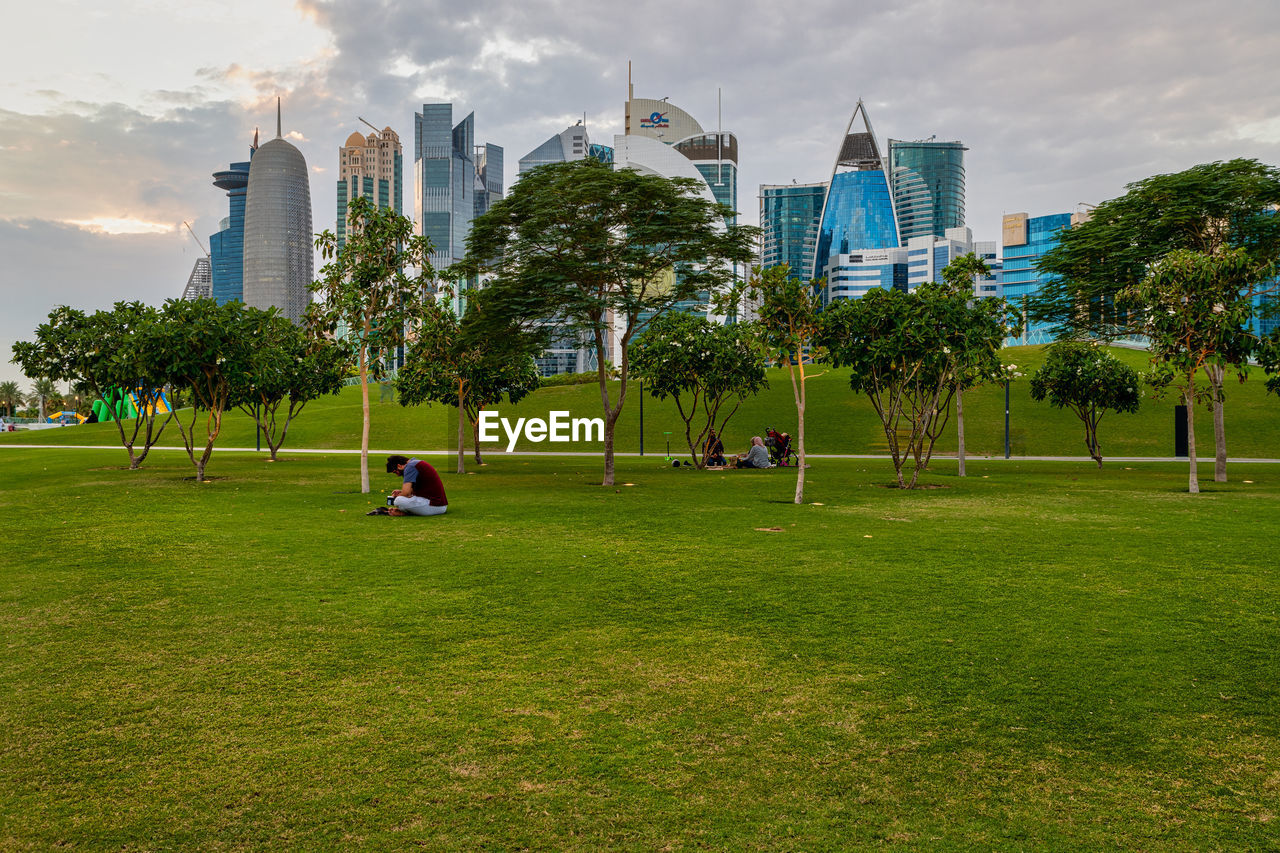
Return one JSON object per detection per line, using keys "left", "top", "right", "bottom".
{"left": 478, "top": 411, "right": 605, "bottom": 452}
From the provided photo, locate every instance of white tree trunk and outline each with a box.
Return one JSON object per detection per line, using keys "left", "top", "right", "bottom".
{"left": 1207, "top": 364, "right": 1227, "bottom": 483}
{"left": 1185, "top": 388, "right": 1199, "bottom": 495}
{"left": 956, "top": 388, "right": 966, "bottom": 478}
{"left": 359, "top": 345, "right": 371, "bottom": 495}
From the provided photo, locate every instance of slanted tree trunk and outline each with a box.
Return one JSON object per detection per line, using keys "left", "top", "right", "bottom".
{"left": 1206, "top": 363, "right": 1227, "bottom": 483}
{"left": 789, "top": 352, "right": 807, "bottom": 504}
{"left": 956, "top": 387, "right": 966, "bottom": 477}
{"left": 471, "top": 414, "right": 483, "bottom": 465}
{"left": 1185, "top": 386, "right": 1199, "bottom": 495}
{"left": 456, "top": 382, "right": 466, "bottom": 475}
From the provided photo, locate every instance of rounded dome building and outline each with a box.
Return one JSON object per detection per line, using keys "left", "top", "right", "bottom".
{"left": 243, "top": 100, "right": 313, "bottom": 324}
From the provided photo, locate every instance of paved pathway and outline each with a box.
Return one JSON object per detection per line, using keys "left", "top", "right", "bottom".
{"left": 4, "top": 444, "right": 1280, "bottom": 463}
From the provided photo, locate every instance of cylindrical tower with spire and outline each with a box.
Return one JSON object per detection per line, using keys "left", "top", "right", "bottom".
{"left": 243, "top": 98, "right": 313, "bottom": 323}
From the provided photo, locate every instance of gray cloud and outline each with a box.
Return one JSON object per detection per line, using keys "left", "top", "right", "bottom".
{"left": 4, "top": 0, "right": 1280, "bottom": 385}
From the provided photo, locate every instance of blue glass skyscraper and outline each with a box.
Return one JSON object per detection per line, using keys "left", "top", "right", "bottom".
{"left": 813, "top": 100, "right": 899, "bottom": 283}
{"left": 209, "top": 134, "right": 256, "bottom": 305}
{"left": 888, "top": 138, "right": 966, "bottom": 242}
{"left": 1002, "top": 212, "right": 1073, "bottom": 344}
{"left": 760, "top": 182, "right": 827, "bottom": 281}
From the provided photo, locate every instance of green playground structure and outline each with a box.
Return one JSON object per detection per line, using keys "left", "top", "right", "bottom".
{"left": 91, "top": 387, "right": 172, "bottom": 422}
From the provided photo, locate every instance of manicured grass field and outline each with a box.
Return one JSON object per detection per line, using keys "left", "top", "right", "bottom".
{"left": 1, "top": 448, "right": 1277, "bottom": 849}
{"left": 8, "top": 345, "right": 1280, "bottom": 461}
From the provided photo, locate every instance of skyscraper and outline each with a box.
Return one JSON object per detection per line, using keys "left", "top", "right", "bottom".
{"left": 813, "top": 100, "right": 899, "bottom": 283}
{"left": 243, "top": 100, "right": 314, "bottom": 324}
{"left": 888, "top": 138, "right": 967, "bottom": 243}
{"left": 760, "top": 182, "right": 827, "bottom": 282}
{"left": 519, "top": 123, "right": 590, "bottom": 174}
{"left": 1001, "top": 211, "right": 1073, "bottom": 345}
{"left": 337, "top": 122, "right": 402, "bottom": 249}
{"left": 413, "top": 103, "right": 502, "bottom": 275}
{"left": 209, "top": 135, "right": 256, "bottom": 305}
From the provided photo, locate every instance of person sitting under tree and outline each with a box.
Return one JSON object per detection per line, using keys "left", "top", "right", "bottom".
{"left": 731, "top": 436, "right": 771, "bottom": 469}
{"left": 372, "top": 455, "right": 448, "bottom": 516}
{"left": 704, "top": 430, "right": 727, "bottom": 468}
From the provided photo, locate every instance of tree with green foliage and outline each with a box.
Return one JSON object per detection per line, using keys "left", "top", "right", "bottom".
{"left": 233, "top": 313, "right": 349, "bottom": 461}
{"left": 746, "top": 265, "right": 825, "bottom": 502}
{"left": 311, "top": 195, "right": 435, "bottom": 494}
{"left": 0, "top": 381, "right": 21, "bottom": 417}
{"left": 12, "top": 302, "right": 174, "bottom": 468}
{"left": 938, "top": 252, "right": 1002, "bottom": 477}
{"left": 1121, "top": 249, "right": 1264, "bottom": 494}
{"left": 396, "top": 299, "right": 541, "bottom": 473}
{"left": 460, "top": 158, "right": 760, "bottom": 486}
{"left": 1033, "top": 159, "right": 1280, "bottom": 482}
{"left": 822, "top": 284, "right": 1012, "bottom": 489}
{"left": 30, "top": 378, "right": 61, "bottom": 419}
{"left": 155, "top": 299, "right": 265, "bottom": 482}
{"left": 1029, "top": 342, "right": 1141, "bottom": 468}
{"left": 1258, "top": 330, "right": 1280, "bottom": 399}
{"left": 630, "top": 310, "right": 768, "bottom": 468}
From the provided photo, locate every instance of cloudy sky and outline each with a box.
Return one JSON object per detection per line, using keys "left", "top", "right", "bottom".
{"left": 3, "top": 0, "right": 1279, "bottom": 387}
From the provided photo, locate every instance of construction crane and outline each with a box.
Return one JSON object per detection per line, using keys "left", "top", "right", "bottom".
{"left": 183, "top": 220, "right": 209, "bottom": 257}
{"left": 358, "top": 116, "right": 381, "bottom": 134}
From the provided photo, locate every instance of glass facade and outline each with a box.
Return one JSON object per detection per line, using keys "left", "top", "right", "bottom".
{"left": 1002, "top": 212, "right": 1072, "bottom": 344}
{"left": 760, "top": 183, "right": 826, "bottom": 282}
{"left": 888, "top": 139, "right": 966, "bottom": 242}
{"left": 209, "top": 148, "right": 253, "bottom": 305}
{"left": 813, "top": 170, "right": 899, "bottom": 280}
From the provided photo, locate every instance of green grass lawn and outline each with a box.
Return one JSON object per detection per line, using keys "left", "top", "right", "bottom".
{"left": 7, "top": 345, "right": 1280, "bottom": 461}
{"left": 1, "top": 449, "right": 1277, "bottom": 849}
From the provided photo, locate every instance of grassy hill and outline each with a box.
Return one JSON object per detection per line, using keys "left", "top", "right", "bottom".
{"left": 7, "top": 346, "right": 1280, "bottom": 459}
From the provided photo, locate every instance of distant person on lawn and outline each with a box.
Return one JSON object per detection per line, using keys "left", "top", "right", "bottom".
{"left": 733, "top": 437, "right": 771, "bottom": 469}
{"left": 384, "top": 455, "right": 448, "bottom": 516}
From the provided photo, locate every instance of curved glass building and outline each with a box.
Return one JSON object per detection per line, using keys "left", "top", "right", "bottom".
{"left": 243, "top": 102, "right": 313, "bottom": 324}
{"left": 813, "top": 100, "right": 898, "bottom": 282}
{"left": 888, "top": 138, "right": 966, "bottom": 242}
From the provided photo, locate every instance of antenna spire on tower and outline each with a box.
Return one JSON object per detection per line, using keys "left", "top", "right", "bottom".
{"left": 276, "top": 97, "right": 282, "bottom": 139}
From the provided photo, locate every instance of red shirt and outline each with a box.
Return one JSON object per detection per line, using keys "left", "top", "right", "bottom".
{"left": 406, "top": 460, "right": 448, "bottom": 506}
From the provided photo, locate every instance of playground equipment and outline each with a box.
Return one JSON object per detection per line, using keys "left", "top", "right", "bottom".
{"left": 90, "top": 387, "right": 173, "bottom": 422}
{"left": 47, "top": 410, "right": 87, "bottom": 425}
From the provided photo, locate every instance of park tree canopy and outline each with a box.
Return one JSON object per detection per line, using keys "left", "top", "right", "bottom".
{"left": 460, "top": 158, "right": 760, "bottom": 486}
{"left": 1030, "top": 158, "right": 1280, "bottom": 339}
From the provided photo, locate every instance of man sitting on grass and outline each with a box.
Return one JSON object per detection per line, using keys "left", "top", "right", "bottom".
{"left": 376, "top": 455, "right": 448, "bottom": 517}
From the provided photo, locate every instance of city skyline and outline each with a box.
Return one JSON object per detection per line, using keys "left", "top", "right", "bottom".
{"left": 3, "top": 0, "right": 1280, "bottom": 384}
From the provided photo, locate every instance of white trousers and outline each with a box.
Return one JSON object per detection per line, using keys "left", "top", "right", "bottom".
{"left": 393, "top": 495, "right": 447, "bottom": 516}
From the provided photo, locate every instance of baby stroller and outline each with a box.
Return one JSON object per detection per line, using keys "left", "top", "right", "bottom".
{"left": 765, "top": 428, "right": 794, "bottom": 467}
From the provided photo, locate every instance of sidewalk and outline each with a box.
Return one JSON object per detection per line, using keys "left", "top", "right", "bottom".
{"left": 3, "top": 444, "right": 1280, "bottom": 463}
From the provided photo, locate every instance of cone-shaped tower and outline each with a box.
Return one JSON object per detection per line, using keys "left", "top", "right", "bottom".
{"left": 243, "top": 99, "right": 313, "bottom": 323}
{"left": 812, "top": 99, "right": 899, "bottom": 280}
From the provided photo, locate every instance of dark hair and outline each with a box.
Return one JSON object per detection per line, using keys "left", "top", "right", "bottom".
{"left": 386, "top": 454, "right": 409, "bottom": 474}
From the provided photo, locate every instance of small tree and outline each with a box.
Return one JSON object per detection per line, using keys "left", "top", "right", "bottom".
{"left": 746, "top": 265, "right": 825, "bottom": 503}
{"left": 822, "top": 284, "right": 1012, "bottom": 489}
{"left": 155, "top": 299, "right": 262, "bottom": 482}
{"left": 396, "top": 299, "right": 541, "bottom": 473}
{"left": 461, "top": 158, "right": 760, "bottom": 486}
{"left": 311, "top": 196, "right": 434, "bottom": 494}
{"left": 234, "top": 314, "right": 349, "bottom": 461}
{"left": 938, "top": 252, "right": 1000, "bottom": 477}
{"left": 12, "top": 302, "right": 174, "bottom": 467}
{"left": 630, "top": 310, "right": 767, "bottom": 468}
{"left": 1029, "top": 342, "right": 1141, "bottom": 468}
{"left": 1122, "top": 248, "right": 1261, "bottom": 494}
